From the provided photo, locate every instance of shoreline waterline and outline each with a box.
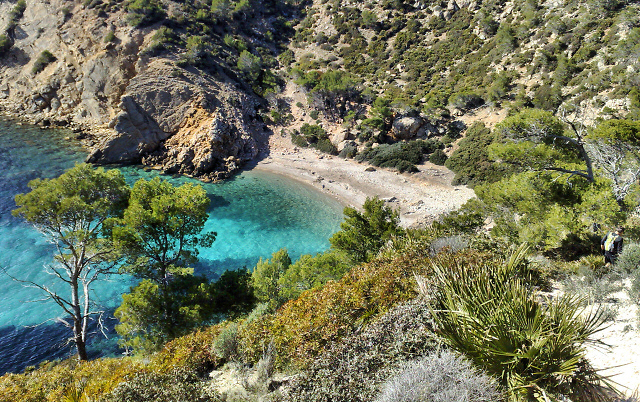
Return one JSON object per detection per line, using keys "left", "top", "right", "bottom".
{"left": 252, "top": 148, "right": 476, "bottom": 228}
{"left": 0, "top": 120, "right": 344, "bottom": 374}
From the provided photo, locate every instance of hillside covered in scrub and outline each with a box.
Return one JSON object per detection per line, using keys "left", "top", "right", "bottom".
{"left": 3, "top": 212, "right": 640, "bottom": 401}
{"left": 1, "top": 0, "right": 639, "bottom": 178}
{"left": 3, "top": 0, "right": 640, "bottom": 400}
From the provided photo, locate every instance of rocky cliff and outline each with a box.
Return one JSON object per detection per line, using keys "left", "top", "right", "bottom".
{"left": 0, "top": 0, "right": 268, "bottom": 181}
{"left": 2, "top": 0, "right": 638, "bottom": 181}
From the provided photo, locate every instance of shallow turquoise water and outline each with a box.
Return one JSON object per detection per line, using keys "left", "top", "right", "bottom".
{"left": 0, "top": 119, "right": 342, "bottom": 374}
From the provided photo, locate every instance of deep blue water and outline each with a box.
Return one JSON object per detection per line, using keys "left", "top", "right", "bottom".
{"left": 0, "top": 119, "right": 342, "bottom": 374}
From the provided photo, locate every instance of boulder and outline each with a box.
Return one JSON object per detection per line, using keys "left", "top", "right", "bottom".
{"left": 392, "top": 116, "right": 424, "bottom": 140}
{"left": 331, "top": 128, "right": 351, "bottom": 146}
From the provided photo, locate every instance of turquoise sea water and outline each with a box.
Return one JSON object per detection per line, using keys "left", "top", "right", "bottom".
{"left": 0, "top": 119, "right": 342, "bottom": 374}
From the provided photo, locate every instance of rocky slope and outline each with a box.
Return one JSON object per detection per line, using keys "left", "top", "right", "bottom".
{"left": 272, "top": 0, "right": 639, "bottom": 141}
{"left": 1, "top": 0, "right": 639, "bottom": 181}
{"left": 0, "top": 0, "right": 268, "bottom": 181}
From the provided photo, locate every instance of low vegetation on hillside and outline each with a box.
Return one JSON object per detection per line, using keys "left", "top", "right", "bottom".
{"left": 2, "top": 0, "right": 640, "bottom": 400}
{"left": 249, "top": 0, "right": 640, "bottom": 178}
{"left": 3, "top": 168, "right": 640, "bottom": 400}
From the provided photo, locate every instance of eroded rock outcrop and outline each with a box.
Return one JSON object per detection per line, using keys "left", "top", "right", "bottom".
{"left": 0, "top": 0, "right": 265, "bottom": 180}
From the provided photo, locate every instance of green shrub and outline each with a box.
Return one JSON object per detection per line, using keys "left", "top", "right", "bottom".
{"left": 431, "top": 245, "right": 616, "bottom": 401}
{"left": 152, "top": 27, "right": 176, "bottom": 46}
{"left": 338, "top": 142, "right": 358, "bottom": 159}
{"left": 428, "top": 149, "right": 447, "bottom": 165}
{"left": 314, "top": 138, "right": 338, "bottom": 155}
{"left": 431, "top": 201, "right": 486, "bottom": 235}
{"left": 0, "top": 35, "right": 12, "bottom": 55}
{"left": 32, "top": 50, "right": 56, "bottom": 74}
{"left": 291, "top": 130, "right": 309, "bottom": 148}
{"left": 445, "top": 122, "right": 510, "bottom": 186}
{"left": 211, "top": 321, "right": 240, "bottom": 361}
{"left": 390, "top": 159, "right": 418, "bottom": 172}
{"left": 356, "top": 140, "right": 441, "bottom": 172}
{"left": 279, "top": 49, "right": 294, "bottom": 66}
{"left": 448, "top": 91, "right": 484, "bottom": 110}
{"left": 376, "top": 351, "right": 500, "bottom": 402}
{"left": 299, "top": 123, "right": 325, "bottom": 142}
{"left": 292, "top": 124, "right": 338, "bottom": 154}
{"left": 104, "top": 30, "right": 116, "bottom": 43}
{"left": 532, "top": 84, "right": 563, "bottom": 111}
{"left": 617, "top": 242, "right": 640, "bottom": 275}
{"left": 126, "top": 0, "right": 165, "bottom": 27}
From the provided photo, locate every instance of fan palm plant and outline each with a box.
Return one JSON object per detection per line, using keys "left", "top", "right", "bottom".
{"left": 429, "top": 244, "right": 618, "bottom": 402}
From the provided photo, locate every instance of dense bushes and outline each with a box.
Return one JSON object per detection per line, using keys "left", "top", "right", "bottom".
{"left": 356, "top": 140, "right": 442, "bottom": 172}
{"left": 289, "top": 0, "right": 640, "bottom": 121}
{"left": 238, "top": 244, "right": 492, "bottom": 369}
{"left": 448, "top": 92, "right": 485, "bottom": 110}
{"left": 291, "top": 124, "right": 338, "bottom": 155}
{"left": 445, "top": 122, "right": 509, "bottom": 186}
{"left": 294, "top": 69, "right": 361, "bottom": 121}
{"left": 0, "top": 318, "right": 223, "bottom": 401}
{"left": 428, "top": 148, "right": 447, "bottom": 165}
{"left": 105, "top": 368, "right": 220, "bottom": 402}
{"left": 239, "top": 246, "right": 431, "bottom": 368}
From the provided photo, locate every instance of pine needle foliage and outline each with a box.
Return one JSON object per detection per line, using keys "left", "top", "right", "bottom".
{"left": 430, "top": 245, "right": 618, "bottom": 402}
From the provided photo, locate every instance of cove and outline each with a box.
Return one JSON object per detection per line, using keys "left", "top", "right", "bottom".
{"left": 0, "top": 119, "right": 343, "bottom": 374}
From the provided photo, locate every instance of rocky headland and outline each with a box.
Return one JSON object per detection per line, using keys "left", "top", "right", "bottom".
{"left": 0, "top": 0, "right": 478, "bottom": 219}
{"left": 0, "top": 0, "right": 266, "bottom": 181}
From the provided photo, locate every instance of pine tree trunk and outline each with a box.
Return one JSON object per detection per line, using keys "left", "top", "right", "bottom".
{"left": 71, "top": 278, "right": 88, "bottom": 361}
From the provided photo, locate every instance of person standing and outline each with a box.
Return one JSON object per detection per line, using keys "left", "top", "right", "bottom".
{"left": 601, "top": 226, "right": 624, "bottom": 267}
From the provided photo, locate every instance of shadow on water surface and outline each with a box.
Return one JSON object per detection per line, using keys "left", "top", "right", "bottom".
{"left": 0, "top": 314, "right": 121, "bottom": 374}
{"left": 207, "top": 193, "right": 230, "bottom": 210}
{"left": 193, "top": 257, "right": 255, "bottom": 278}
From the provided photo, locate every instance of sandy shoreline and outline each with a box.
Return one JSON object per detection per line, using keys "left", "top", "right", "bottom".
{"left": 251, "top": 147, "right": 640, "bottom": 396}
{"left": 250, "top": 147, "right": 476, "bottom": 228}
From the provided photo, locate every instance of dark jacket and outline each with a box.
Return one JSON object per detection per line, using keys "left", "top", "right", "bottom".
{"left": 601, "top": 232, "right": 623, "bottom": 255}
